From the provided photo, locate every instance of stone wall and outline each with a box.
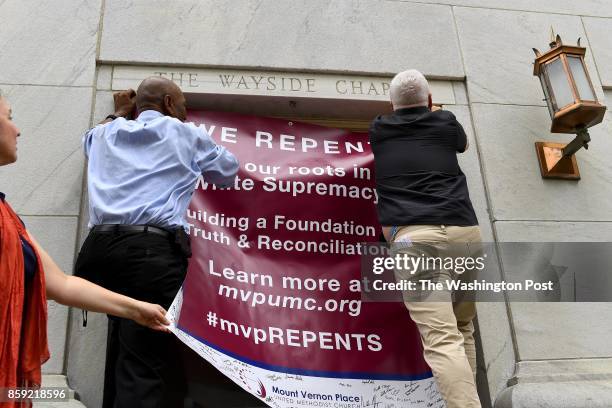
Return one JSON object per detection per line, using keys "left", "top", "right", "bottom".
{"left": 0, "top": 0, "right": 101, "bottom": 374}
{"left": 2, "top": 1, "right": 611, "bottom": 406}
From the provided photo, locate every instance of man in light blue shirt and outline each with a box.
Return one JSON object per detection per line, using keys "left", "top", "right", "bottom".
{"left": 75, "top": 77, "right": 239, "bottom": 408}
{"left": 83, "top": 84, "right": 237, "bottom": 230}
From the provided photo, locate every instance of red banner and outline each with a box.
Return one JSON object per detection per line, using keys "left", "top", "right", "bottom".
{"left": 170, "top": 111, "right": 443, "bottom": 407}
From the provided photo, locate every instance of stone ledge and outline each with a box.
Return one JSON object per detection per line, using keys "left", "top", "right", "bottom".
{"left": 509, "top": 358, "right": 612, "bottom": 385}
{"left": 495, "top": 359, "right": 612, "bottom": 408}
{"left": 32, "top": 400, "right": 87, "bottom": 408}
{"left": 32, "top": 375, "right": 85, "bottom": 408}
{"left": 495, "top": 380, "right": 612, "bottom": 408}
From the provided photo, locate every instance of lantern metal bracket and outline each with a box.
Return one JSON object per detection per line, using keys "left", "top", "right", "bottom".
{"left": 534, "top": 127, "right": 590, "bottom": 181}
{"left": 562, "top": 126, "right": 590, "bottom": 157}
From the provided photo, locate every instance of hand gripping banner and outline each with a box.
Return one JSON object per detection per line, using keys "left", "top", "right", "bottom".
{"left": 167, "top": 111, "right": 444, "bottom": 408}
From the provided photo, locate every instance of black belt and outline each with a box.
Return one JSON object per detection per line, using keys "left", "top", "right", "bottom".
{"left": 91, "top": 224, "right": 173, "bottom": 238}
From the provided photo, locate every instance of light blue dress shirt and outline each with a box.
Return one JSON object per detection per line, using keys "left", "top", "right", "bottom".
{"left": 82, "top": 110, "right": 238, "bottom": 230}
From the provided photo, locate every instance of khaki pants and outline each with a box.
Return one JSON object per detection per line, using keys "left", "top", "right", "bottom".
{"left": 392, "top": 225, "right": 482, "bottom": 408}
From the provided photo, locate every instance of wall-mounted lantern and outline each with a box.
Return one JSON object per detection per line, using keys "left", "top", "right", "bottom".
{"left": 532, "top": 31, "right": 607, "bottom": 179}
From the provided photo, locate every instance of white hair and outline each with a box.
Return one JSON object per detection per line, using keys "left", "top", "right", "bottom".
{"left": 389, "top": 69, "right": 430, "bottom": 109}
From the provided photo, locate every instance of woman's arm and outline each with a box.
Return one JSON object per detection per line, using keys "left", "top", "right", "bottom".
{"left": 29, "top": 233, "right": 170, "bottom": 332}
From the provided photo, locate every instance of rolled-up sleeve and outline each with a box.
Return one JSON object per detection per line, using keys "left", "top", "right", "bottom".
{"left": 82, "top": 128, "right": 95, "bottom": 158}
{"left": 82, "top": 124, "right": 108, "bottom": 158}
{"left": 194, "top": 126, "right": 239, "bottom": 187}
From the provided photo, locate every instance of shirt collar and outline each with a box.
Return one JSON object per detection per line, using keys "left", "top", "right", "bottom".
{"left": 136, "top": 110, "right": 165, "bottom": 122}
{"left": 394, "top": 106, "right": 430, "bottom": 116}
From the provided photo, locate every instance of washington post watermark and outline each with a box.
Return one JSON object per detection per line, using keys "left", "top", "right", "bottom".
{"left": 359, "top": 242, "right": 612, "bottom": 302}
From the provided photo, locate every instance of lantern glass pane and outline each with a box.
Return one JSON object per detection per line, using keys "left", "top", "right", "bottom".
{"left": 568, "top": 56, "right": 596, "bottom": 101}
{"left": 539, "top": 74, "right": 555, "bottom": 119}
{"left": 546, "top": 57, "right": 574, "bottom": 110}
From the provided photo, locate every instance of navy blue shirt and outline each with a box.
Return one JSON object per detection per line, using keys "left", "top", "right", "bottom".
{"left": 0, "top": 192, "right": 37, "bottom": 281}
{"left": 369, "top": 107, "right": 478, "bottom": 226}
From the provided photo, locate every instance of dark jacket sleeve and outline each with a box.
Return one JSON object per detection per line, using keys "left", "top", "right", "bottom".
{"left": 455, "top": 121, "right": 468, "bottom": 153}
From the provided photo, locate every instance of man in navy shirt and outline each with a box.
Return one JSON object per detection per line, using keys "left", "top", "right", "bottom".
{"left": 369, "top": 69, "right": 482, "bottom": 408}
{"left": 76, "top": 77, "right": 239, "bottom": 408}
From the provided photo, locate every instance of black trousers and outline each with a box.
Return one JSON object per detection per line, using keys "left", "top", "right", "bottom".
{"left": 75, "top": 230, "right": 188, "bottom": 408}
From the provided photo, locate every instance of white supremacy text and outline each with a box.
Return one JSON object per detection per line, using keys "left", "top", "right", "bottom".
{"left": 197, "top": 175, "right": 378, "bottom": 204}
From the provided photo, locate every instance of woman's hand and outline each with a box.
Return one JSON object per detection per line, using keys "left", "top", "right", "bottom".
{"left": 129, "top": 301, "right": 171, "bottom": 332}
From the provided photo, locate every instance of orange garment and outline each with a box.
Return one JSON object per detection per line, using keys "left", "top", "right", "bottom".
{"left": 0, "top": 199, "right": 49, "bottom": 407}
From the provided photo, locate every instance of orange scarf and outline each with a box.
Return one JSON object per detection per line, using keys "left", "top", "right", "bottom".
{"left": 0, "top": 199, "right": 49, "bottom": 407}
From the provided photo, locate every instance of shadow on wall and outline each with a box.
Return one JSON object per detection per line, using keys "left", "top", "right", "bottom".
{"left": 475, "top": 319, "right": 493, "bottom": 408}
